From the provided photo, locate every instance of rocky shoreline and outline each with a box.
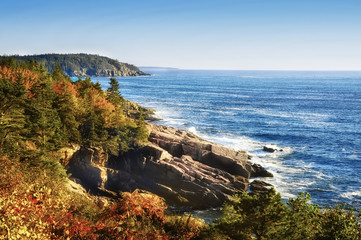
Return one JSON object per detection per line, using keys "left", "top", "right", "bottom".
{"left": 62, "top": 123, "right": 273, "bottom": 209}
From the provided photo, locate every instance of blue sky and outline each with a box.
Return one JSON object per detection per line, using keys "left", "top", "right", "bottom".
{"left": 1, "top": 0, "right": 360, "bottom": 70}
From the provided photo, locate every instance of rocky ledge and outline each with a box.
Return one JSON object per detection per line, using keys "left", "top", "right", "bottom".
{"left": 64, "top": 124, "right": 272, "bottom": 209}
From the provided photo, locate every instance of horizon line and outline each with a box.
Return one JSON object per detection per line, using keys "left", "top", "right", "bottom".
{"left": 140, "top": 66, "right": 361, "bottom": 72}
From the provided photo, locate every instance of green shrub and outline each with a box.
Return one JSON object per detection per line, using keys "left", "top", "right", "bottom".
{"left": 165, "top": 214, "right": 204, "bottom": 239}
{"left": 208, "top": 189, "right": 361, "bottom": 240}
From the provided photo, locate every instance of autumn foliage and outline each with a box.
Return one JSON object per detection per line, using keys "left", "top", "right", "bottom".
{"left": 0, "top": 65, "right": 40, "bottom": 98}
{"left": 53, "top": 80, "right": 78, "bottom": 96}
{"left": 0, "top": 157, "right": 204, "bottom": 239}
{"left": 0, "top": 157, "right": 97, "bottom": 239}
{"left": 97, "top": 191, "right": 168, "bottom": 239}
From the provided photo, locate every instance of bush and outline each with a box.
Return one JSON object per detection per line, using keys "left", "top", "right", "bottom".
{"left": 164, "top": 214, "right": 204, "bottom": 240}
{"left": 96, "top": 190, "right": 168, "bottom": 239}
{"left": 0, "top": 157, "right": 97, "bottom": 239}
{"left": 207, "top": 189, "right": 361, "bottom": 240}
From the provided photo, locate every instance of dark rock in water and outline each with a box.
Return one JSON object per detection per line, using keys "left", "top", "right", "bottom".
{"left": 66, "top": 123, "right": 260, "bottom": 209}
{"left": 263, "top": 146, "right": 279, "bottom": 153}
{"left": 251, "top": 163, "right": 274, "bottom": 178}
{"left": 249, "top": 180, "right": 273, "bottom": 195}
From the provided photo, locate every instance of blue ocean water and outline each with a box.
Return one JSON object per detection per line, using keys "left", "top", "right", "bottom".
{"left": 94, "top": 69, "right": 361, "bottom": 207}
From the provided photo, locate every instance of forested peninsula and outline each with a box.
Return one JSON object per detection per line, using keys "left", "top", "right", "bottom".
{"left": 1, "top": 57, "right": 361, "bottom": 239}
{"left": 9, "top": 53, "right": 148, "bottom": 77}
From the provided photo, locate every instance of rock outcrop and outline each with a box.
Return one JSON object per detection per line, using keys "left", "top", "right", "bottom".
{"left": 66, "top": 124, "right": 263, "bottom": 209}
{"left": 263, "top": 145, "right": 283, "bottom": 153}
{"left": 251, "top": 163, "right": 274, "bottom": 178}
{"left": 249, "top": 180, "right": 274, "bottom": 195}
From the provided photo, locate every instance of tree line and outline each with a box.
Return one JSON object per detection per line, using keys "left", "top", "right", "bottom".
{"left": 0, "top": 56, "right": 148, "bottom": 160}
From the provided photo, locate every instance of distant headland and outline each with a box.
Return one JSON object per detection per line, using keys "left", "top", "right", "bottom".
{"left": 8, "top": 53, "right": 148, "bottom": 77}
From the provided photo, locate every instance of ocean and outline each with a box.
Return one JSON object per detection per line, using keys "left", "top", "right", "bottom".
{"left": 94, "top": 69, "right": 361, "bottom": 208}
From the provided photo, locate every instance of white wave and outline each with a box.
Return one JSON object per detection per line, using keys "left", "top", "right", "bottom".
{"left": 251, "top": 155, "right": 303, "bottom": 175}
{"left": 246, "top": 107, "right": 331, "bottom": 122}
{"left": 195, "top": 109, "right": 235, "bottom": 115}
{"left": 152, "top": 108, "right": 188, "bottom": 127}
{"left": 166, "top": 102, "right": 202, "bottom": 108}
{"left": 152, "top": 109, "right": 172, "bottom": 120}
{"left": 348, "top": 152, "right": 358, "bottom": 159}
{"left": 191, "top": 91, "right": 250, "bottom": 98}
{"left": 188, "top": 126, "right": 198, "bottom": 134}
{"left": 281, "top": 147, "right": 293, "bottom": 155}
{"left": 203, "top": 134, "right": 264, "bottom": 153}
{"left": 315, "top": 171, "right": 332, "bottom": 180}
{"left": 246, "top": 108, "right": 337, "bottom": 129}
{"left": 340, "top": 190, "right": 361, "bottom": 199}
{"left": 199, "top": 132, "right": 296, "bottom": 159}
{"left": 223, "top": 107, "right": 246, "bottom": 111}
{"left": 280, "top": 192, "right": 298, "bottom": 199}
{"left": 256, "top": 174, "right": 298, "bottom": 199}
{"left": 294, "top": 181, "right": 317, "bottom": 187}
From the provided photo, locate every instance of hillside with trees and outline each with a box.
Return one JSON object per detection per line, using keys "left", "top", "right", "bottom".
{"left": 9, "top": 53, "right": 148, "bottom": 77}
{"left": 0, "top": 57, "right": 360, "bottom": 239}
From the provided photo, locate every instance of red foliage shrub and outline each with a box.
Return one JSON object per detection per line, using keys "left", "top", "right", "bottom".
{"left": 98, "top": 190, "right": 169, "bottom": 239}
{"left": 0, "top": 157, "right": 97, "bottom": 239}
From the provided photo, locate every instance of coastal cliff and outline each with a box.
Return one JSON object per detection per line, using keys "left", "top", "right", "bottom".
{"left": 65, "top": 124, "right": 272, "bottom": 209}
{"left": 10, "top": 53, "right": 148, "bottom": 77}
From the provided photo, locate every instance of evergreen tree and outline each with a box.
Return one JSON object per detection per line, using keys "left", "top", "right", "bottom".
{"left": 0, "top": 78, "right": 27, "bottom": 155}
{"left": 0, "top": 57, "right": 20, "bottom": 70}
{"left": 24, "top": 80, "right": 63, "bottom": 150}
{"left": 107, "top": 77, "right": 123, "bottom": 106}
{"left": 53, "top": 91, "right": 81, "bottom": 143}
{"left": 108, "top": 77, "right": 120, "bottom": 94}
{"left": 52, "top": 64, "right": 66, "bottom": 82}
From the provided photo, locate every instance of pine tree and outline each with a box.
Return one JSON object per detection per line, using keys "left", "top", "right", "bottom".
{"left": 24, "top": 80, "right": 63, "bottom": 150}
{"left": 53, "top": 91, "right": 81, "bottom": 143}
{"left": 106, "top": 77, "right": 123, "bottom": 106}
{"left": 52, "top": 64, "right": 66, "bottom": 82}
{"left": 0, "top": 78, "right": 27, "bottom": 154}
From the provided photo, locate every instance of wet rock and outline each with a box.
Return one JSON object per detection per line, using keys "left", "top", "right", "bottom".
{"left": 251, "top": 163, "right": 274, "bottom": 178}
{"left": 263, "top": 146, "right": 277, "bottom": 152}
{"left": 249, "top": 180, "right": 274, "bottom": 195}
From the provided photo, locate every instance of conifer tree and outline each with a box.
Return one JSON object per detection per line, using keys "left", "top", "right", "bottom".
{"left": 52, "top": 64, "right": 66, "bottom": 82}
{"left": 53, "top": 91, "right": 81, "bottom": 143}
{"left": 0, "top": 78, "right": 27, "bottom": 154}
{"left": 24, "top": 80, "right": 63, "bottom": 150}
{"left": 107, "top": 77, "right": 123, "bottom": 106}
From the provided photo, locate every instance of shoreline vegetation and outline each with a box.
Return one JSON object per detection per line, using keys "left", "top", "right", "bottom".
{"left": 9, "top": 53, "right": 149, "bottom": 77}
{"left": 1, "top": 56, "right": 361, "bottom": 239}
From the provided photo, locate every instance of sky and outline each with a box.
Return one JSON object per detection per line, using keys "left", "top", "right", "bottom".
{"left": 1, "top": 0, "right": 361, "bottom": 70}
